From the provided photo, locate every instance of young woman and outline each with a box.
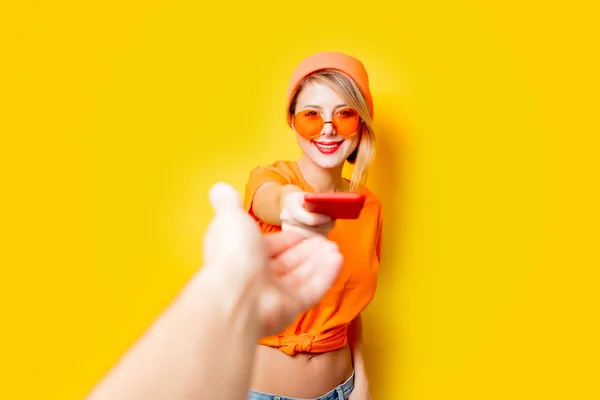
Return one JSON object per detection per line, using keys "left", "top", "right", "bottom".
{"left": 244, "top": 51, "right": 383, "bottom": 400}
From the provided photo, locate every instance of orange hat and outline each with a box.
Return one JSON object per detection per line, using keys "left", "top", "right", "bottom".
{"left": 286, "top": 51, "right": 374, "bottom": 126}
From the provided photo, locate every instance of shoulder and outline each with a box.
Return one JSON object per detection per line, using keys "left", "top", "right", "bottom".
{"left": 247, "top": 160, "right": 296, "bottom": 179}
{"left": 357, "top": 184, "right": 382, "bottom": 211}
{"left": 246, "top": 160, "right": 294, "bottom": 184}
{"left": 244, "top": 160, "right": 305, "bottom": 204}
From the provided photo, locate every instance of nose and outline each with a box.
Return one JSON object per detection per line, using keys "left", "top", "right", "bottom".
{"left": 321, "top": 120, "right": 335, "bottom": 136}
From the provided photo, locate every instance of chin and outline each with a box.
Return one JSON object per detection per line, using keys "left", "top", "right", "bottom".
{"left": 314, "top": 159, "right": 344, "bottom": 169}
{"left": 306, "top": 149, "right": 347, "bottom": 169}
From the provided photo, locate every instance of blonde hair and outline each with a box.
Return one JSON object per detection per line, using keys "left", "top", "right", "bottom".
{"left": 288, "top": 69, "right": 375, "bottom": 191}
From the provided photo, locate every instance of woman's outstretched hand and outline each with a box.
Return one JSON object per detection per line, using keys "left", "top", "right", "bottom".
{"left": 279, "top": 191, "right": 336, "bottom": 239}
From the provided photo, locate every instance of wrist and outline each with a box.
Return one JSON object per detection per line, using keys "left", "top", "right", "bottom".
{"left": 185, "top": 266, "right": 263, "bottom": 339}
{"left": 352, "top": 362, "right": 370, "bottom": 392}
{"left": 279, "top": 184, "right": 303, "bottom": 211}
{"left": 350, "top": 342, "right": 367, "bottom": 378}
{"left": 352, "top": 353, "right": 366, "bottom": 377}
{"left": 165, "top": 268, "right": 263, "bottom": 399}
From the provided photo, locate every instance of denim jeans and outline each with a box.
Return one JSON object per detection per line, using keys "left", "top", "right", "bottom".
{"left": 247, "top": 370, "right": 354, "bottom": 400}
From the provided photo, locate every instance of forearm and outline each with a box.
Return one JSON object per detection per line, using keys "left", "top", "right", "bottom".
{"left": 87, "top": 268, "right": 262, "bottom": 400}
{"left": 279, "top": 184, "right": 303, "bottom": 211}
{"left": 347, "top": 314, "right": 368, "bottom": 386}
{"left": 253, "top": 183, "right": 302, "bottom": 225}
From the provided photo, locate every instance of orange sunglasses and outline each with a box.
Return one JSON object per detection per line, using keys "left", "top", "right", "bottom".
{"left": 293, "top": 107, "right": 362, "bottom": 139}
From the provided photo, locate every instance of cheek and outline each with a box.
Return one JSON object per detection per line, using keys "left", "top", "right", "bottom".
{"left": 296, "top": 135, "right": 311, "bottom": 151}
{"left": 344, "top": 138, "right": 360, "bottom": 156}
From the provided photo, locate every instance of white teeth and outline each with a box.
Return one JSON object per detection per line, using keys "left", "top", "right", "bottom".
{"left": 315, "top": 143, "right": 341, "bottom": 149}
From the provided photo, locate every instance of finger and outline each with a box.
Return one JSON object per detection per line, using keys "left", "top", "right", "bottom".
{"left": 279, "top": 241, "right": 343, "bottom": 311}
{"left": 208, "top": 182, "right": 242, "bottom": 213}
{"left": 292, "top": 222, "right": 332, "bottom": 238}
{"left": 292, "top": 246, "right": 343, "bottom": 306}
{"left": 272, "top": 236, "right": 338, "bottom": 276}
{"left": 289, "top": 201, "right": 332, "bottom": 226}
{"left": 279, "top": 208, "right": 290, "bottom": 222}
{"left": 263, "top": 231, "right": 303, "bottom": 257}
{"left": 281, "top": 238, "right": 342, "bottom": 294}
{"left": 269, "top": 236, "right": 322, "bottom": 275}
{"left": 285, "top": 194, "right": 331, "bottom": 226}
{"left": 281, "top": 222, "right": 321, "bottom": 239}
{"left": 313, "top": 220, "right": 336, "bottom": 235}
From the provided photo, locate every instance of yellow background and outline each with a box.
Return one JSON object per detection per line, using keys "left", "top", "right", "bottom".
{"left": 1, "top": 1, "right": 599, "bottom": 399}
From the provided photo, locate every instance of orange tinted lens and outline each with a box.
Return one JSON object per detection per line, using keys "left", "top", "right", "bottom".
{"left": 333, "top": 108, "right": 361, "bottom": 136}
{"left": 294, "top": 110, "right": 324, "bottom": 138}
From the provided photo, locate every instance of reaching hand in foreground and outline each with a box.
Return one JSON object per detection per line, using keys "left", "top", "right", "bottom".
{"left": 86, "top": 182, "right": 343, "bottom": 400}
{"left": 202, "top": 182, "right": 343, "bottom": 335}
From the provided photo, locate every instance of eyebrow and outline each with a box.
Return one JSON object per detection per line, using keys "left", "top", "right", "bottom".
{"left": 302, "top": 104, "right": 348, "bottom": 109}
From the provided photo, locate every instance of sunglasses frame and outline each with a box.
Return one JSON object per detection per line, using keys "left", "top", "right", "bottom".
{"left": 292, "top": 107, "right": 363, "bottom": 139}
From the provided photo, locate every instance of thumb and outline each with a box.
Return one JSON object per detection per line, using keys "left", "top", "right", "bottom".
{"left": 209, "top": 182, "right": 242, "bottom": 213}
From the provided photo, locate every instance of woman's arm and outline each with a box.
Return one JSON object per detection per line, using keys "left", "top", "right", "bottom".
{"left": 347, "top": 202, "right": 381, "bottom": 399}
{"left": 347, "top": 314, "right": 370, "bottom": 399}
{"left": 252, "top": 182, "right": 303, "bottom": 225}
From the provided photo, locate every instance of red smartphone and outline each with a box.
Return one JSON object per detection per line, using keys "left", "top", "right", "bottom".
{"left": 303, "top": 192, "right": 366, "bottom": 220}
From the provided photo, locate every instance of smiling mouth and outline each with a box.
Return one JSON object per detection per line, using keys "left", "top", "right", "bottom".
{"left": 313, "top": 140, "right": 344, "bottom": 154}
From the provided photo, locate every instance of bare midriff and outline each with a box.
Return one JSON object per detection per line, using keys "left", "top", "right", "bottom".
{"left": 249, "top": 344, "right": 354, "bottom": 398}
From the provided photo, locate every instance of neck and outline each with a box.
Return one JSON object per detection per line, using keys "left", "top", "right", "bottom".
{"left": 296, "top": 155, "right": 348, "bottom": 193}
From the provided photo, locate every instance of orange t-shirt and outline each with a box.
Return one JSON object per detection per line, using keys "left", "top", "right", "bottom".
{"left": 244, "top": 160, "right": 383, "bottom": 356}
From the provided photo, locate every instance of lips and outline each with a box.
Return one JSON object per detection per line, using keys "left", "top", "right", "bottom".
{"left": 313, "top": 140, "right": 344, "bottom": 155}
